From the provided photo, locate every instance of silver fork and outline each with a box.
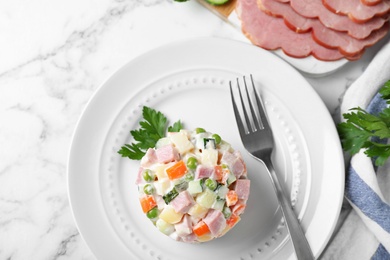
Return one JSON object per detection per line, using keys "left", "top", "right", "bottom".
{"left": 230, "top": 75, "right": 314, "bottom": 260}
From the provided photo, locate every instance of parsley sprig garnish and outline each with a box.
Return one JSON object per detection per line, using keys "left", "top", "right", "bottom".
{"left": 118, "top": 106, "right": 182, "bottom": 160}
{"left": 338, "top": 80, "right": 390, "bottom": 166}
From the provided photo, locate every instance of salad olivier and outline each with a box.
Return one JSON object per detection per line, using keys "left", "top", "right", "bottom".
{"left": 120, "top": 107, "right": 250, "bottom": 243}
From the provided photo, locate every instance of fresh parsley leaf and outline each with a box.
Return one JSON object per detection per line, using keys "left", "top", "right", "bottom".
{"left": 141, "top": 106, "right": 167, "bottom": 139}
{"left": 363, "top": 142, "right": 390, "bottom": 166}
{"left": 130, "top": 129, "right": 158, "bottom": 150}
{"left": 379, "top": 80, "right": 390, "bottom": 102}
{"left": 118, "top": 106, "right": 183, "bottom": 160}
{"left": 118, "top": 144, "right": 145, "bottom": 160}
{"left": 337, "top": 120, "right": 371, "bottom": 155}
{"left": 379, "top": 107, "right": 390, "bottom": 126}
{"left": 338, "top": 80, "right": 390, "bottom": 166}
{"left": 168, "top": 120, "right": 183, "bottom": 132}
{"left": 343, "top": 107, "right": 390, "bottom": 139}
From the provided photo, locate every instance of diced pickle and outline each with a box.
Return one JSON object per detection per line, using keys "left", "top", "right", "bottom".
{"left": 163, "top": 188, "right": 179, "bottom": 204}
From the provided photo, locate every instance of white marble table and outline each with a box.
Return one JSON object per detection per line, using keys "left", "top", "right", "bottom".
{"left": 0, "top": 0, "right": 388, "bottom": 259}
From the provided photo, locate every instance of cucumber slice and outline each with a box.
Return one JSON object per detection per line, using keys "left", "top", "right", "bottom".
{"left": 205, "top": 0, "right": 229, "bottom": 5}
{"left": 163, "top": 188, "right": 179, "bottom": 204}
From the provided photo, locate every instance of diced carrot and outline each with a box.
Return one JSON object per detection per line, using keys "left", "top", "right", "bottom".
{"left": 214, "top": 165, "right": 223, "bottom": 182}
{"left": 166, "top": 160, "right": 187, "bottom": 180}
{"left": 193, "top": 221, "right": 210, "bottom": 236}
{"left": 226, "top": 190, "right": 238, "bottom": 207}
{"left": 140, "top": 195, "right": 157, "bottom": 213}
{"left": 226, "top": 214, "right": 241, "bottom": 228}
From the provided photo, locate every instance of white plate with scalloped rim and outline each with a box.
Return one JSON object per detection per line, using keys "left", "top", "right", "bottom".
{"left": 67, "top": 37, "right": 344, "bottom": 260}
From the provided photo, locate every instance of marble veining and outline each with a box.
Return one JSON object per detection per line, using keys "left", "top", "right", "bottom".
{"left": 0, "top": 0, "right": 387, "bottom": 259}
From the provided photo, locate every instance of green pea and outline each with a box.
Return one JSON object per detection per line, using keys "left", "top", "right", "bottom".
{"left": 143, "top": 184, "right": 154, "bottom": 195}
{"left": 212, "top": 134, "right": 221, "bottom": 145}
{"left": 196, "top": 127, "right": 206, "bottom": 134}
{"left": 143, "top": 170, "right": 154, "bottom": 182}
{"left": 205, "top": 178, "right": 217, "bottom": 190}
{"left": 146, "top": 207, "right": 159, "bottom": 219}
{"left": 186, "top": 157, "right": 198, "bottom": 170}
{"left": 184, "top": 171, "right": 195, "bottom": 182}
{"left": 222, "top": 206, "right": 232, "bottom": 219}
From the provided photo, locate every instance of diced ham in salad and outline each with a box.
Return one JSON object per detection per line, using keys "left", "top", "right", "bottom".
{"left": 136, "top": 128, "right": 250, "bottom": 243}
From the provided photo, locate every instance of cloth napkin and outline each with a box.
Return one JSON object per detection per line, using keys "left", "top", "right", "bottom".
{"left": 339, "top": 40, "right": 390, "bottom": 259}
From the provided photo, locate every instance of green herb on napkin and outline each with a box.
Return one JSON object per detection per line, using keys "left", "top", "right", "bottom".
{"left": 118, "top": 106, "right": 182, "bottom": 160}
{"left": 338, "top": 80, "right": 390, "bottom": 166}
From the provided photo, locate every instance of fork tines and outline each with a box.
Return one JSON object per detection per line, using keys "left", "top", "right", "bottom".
{"left": 229, "top": 74, "right": 267, "bottom": 134}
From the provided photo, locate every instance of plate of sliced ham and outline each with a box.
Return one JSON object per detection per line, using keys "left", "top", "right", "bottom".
{"left": 68, "top": 37, "right": 344, "bottom": 260}
{"left": 197, "top": 0, "right": 390, "bottom": 76}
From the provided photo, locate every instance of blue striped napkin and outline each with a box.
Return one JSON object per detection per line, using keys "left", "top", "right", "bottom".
{"left": 340, "top": 40, "right": 390, "bottom": 260}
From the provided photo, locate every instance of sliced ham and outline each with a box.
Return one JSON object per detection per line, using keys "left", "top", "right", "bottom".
{"left": 155, "top": 195, "right": 166, "bottom": 210}
{"left": 221, "top": 150, "right": 236, "bottom": 164}
{"left": 135, "top": 167, "right": 144, "bottom": 185}
{"left": 362, "top": 0, "right": 383, "bottom": 6}
{"left": 221, "top": 151, "right": 247, "bottom": 179}
{"left": 175, "top": 215, "right": 193, "bottom": 237}
{"left": 156, "top": 144, "right": 180, "bottom": 164}
{"left": 259, "top": 0, "right": 311, "bottom": 33}
{"left": 233, "top": 151, "right": 247, "bottom": 177}
{"left": 203, "top": 209, "right": 227, "bottom": 236}
{"left": 195, "top": 165, "right": 214, "bottom": 179}
{"left": 313, "top": 22, "right": 389, "bottom": 56}
{"left": 323, "top": 0, "right": 390, "bottom": 23}
{"left": 170, "top": 190, "right": 195, "bottom": 214}
{"left": 288, "top": 0, "right": 388, "bottom": 39}
{"left": 140, "top": 148, "right": 157, "bottom": 167}
{"left": 237, "top": 0, "right": 345, "bottom": 61}
{"left": 231, "top": 200, "right": 247, "bottom": 215}
{"left": 259, "top": 0, "right": 389, "bottom": 57}
{"left": 181, "top": 233, "right": 197, "bottom": 243}
{"left": 234, "top": 179, "right": 251, "bottom": 200}
{"left": 231, "top": 159, "right": 245, "bottom": 179}
{"left": 224, "top": 155, "right": 245, "bottom": 179}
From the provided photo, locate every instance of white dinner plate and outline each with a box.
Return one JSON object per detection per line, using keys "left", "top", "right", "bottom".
{"left": 67, "top": 37, "right": 344, "bottom": 260}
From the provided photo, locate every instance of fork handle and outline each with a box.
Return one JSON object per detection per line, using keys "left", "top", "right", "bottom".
{"left": 262, "top": 156, "right": 315, "bottom": 260}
